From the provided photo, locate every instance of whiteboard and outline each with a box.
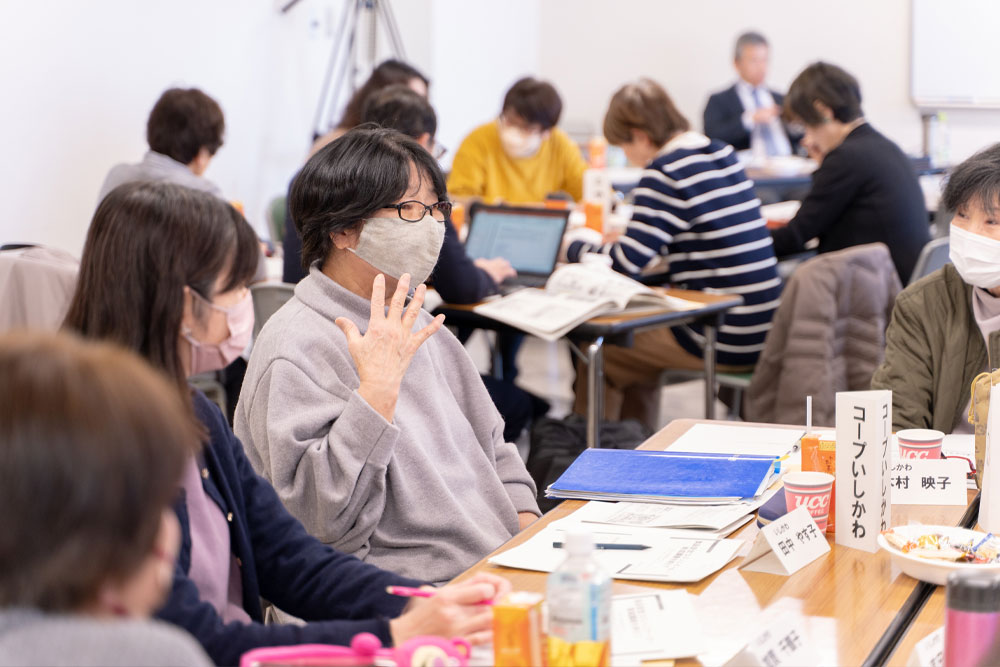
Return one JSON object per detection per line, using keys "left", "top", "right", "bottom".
{"left": 911, "top": 0, "right": 1000, "bottom": 108}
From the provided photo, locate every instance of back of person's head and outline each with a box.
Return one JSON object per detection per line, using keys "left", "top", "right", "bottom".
{"left": 361, "top": 84, "right": 437, "bottom": 140}
{"left": 603, "top": 78, "right": 690, "bottom": 147}
{"left": 734, "top": 31, "right": 768, "bottom": 61}
{"left": 339, "top": 59, "right": 430, "bottom": 130}
{"left": 0, "top": 331, "right": 193, "bottom": 613}
{"left": 943, "top": 143, "right": 1000, "bottom": 217}
{"left": 64, "top": 181, "right": 259, "bottom": 389}
{"left": 147, "top": 88, "right": 225, "bottom": 165}
{"left": 784, "top": 62, "right": 863, "bottom": 126}
{"left": 502, "top": 77, "right": 563, "bottom": 130}
{"left": 290, "top": 126, "right": 447, "bottom": 270}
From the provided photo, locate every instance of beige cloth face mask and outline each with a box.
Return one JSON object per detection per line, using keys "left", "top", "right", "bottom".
{"left": 349, "top": 214, "right": 446, "bottom": 285}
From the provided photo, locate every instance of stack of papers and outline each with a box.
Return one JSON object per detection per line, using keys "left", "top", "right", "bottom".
{"left": 488, "top": 517, "right": 744, "bottom": 583}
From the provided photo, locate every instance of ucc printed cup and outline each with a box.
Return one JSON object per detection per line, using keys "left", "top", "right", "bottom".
{"left": 783, "top": 471, "right": 835, "bottom": 531}
{"left": 897, "top": 429, "right": 945, "bottom": 460}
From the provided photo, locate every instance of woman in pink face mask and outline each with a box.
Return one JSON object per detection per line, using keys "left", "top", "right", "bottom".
{"left": 63, "top": 181, "right": 509, "bottom": 666}
{"left": 873, "top": 143, "right": 1000, "bottom": 434}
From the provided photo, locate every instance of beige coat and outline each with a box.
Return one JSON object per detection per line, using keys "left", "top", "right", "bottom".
{"left": 746, "top": 243, "right": 902, "bottom": 426}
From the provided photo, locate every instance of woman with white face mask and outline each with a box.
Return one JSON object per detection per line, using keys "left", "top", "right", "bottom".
{"left": 235, "top": 127, "right": 540, "bottom": 586}
{"left": 64, "top": 181, "right": 511, "bottom": 665}
{"left": 872, "top": 143, "right": 1000, "bottom": 433}
{"left": 447, "top": 77, "right": 588, "bottom": 203}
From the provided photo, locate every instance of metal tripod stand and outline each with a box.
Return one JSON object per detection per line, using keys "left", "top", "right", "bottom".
{"left": 311, "top": 0, "right": 407, "bottom": 139}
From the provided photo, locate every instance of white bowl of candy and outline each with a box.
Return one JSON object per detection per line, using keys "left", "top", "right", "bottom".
{"left": 878, "top": 525, "right": 1000, "bottom": 586}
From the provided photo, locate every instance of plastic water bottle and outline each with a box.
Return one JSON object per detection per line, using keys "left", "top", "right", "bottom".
{"left": 546, "top": 530, "right": 611, "bottom": 667}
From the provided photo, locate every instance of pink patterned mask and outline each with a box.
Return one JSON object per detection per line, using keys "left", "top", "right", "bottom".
{"left": 182, "top": 289, "right": 254, "bottom": 376}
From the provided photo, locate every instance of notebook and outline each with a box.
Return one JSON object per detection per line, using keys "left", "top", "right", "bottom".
{"left": 463, "top": 204, "right": 570, "bottom": 289}
{"left": 546, "top": 449, "right": 777, "bottom": 503}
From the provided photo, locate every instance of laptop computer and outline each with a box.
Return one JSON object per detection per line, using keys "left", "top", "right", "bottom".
{"left": 463, "top": 204, "right": 571, "bottom": 291}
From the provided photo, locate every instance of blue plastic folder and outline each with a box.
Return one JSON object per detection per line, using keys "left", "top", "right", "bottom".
{"left": 545, "top": 449, "right": 777, "bottom": 502}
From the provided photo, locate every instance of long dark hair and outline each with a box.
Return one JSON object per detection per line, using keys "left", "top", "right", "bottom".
{"left": 338, "top": 59, "right": 429, "bottom": 130}
{"left": 64, "top": 181, "right": 260, "bottom": 394}
{"left": 291, "top": 125, "right": 448, "bottom": 270}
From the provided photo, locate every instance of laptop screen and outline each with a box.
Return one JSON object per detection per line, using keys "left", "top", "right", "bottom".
{"left": 464, "top": 207, "right": 569, "bottom": 276}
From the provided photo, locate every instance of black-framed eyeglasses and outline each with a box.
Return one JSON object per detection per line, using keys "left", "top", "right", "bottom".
{"left": 389, "top": 200, "right": 453, "bottom": 222}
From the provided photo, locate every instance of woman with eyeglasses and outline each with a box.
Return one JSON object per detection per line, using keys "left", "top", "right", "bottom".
{"left": 235, "top": 127, "right": 540, "bottom": 586}
{"left": 64, "top": 181, "right": 511, "bottom": 666}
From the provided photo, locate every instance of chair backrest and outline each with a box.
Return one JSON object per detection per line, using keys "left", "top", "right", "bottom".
{"left": 267, "top": 196, "right": 287, "bottom": 247}
{"left": 0, "top": 246, "right": 80, "bottom": 332}
{"left": 746, "top": 243, "right": 902, "bottom": 426}
{"left": 251, "top": 283, "right": 295, "bottom": 339}
{"left": 908, "top": 236, "right": 950, "bottom": 285}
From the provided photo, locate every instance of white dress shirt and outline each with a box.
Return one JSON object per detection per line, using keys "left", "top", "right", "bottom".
{"left": 734, "top": 79, "right": 792, "bottom": 157}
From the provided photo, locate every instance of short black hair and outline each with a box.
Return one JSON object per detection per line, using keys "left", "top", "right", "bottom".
{"left": 784, "top": 62, "right": 863, "bottom": 126}
{"left": 734, "top": 31, "right": 768, "bottom": 60}
{"left": 290, "top": 126, "right": 448, "bottom": 270}
{"left": 943, "top": 143, "right": 1000, "bottom": 218}
{"left": 502, "top": 77, "right": 563, "bottom": 130}
{"left": 361, "top": 84, "right": 437, "bottom": 140}
{"left": 146, "top": 88, "right": 225, "bottom": 164}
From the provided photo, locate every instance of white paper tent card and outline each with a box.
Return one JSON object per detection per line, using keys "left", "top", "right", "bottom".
{"left": 834, "top": 390, "right": 892, "bottom": 552}
{"left": 739, "top": 506, "right": 830, "bottom": 575}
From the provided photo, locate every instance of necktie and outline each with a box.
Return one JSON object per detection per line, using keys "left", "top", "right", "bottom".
{"left": 753, "top": 87, "right": 779, "bottom": 156}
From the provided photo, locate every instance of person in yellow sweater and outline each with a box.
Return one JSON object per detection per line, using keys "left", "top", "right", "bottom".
{"left": 448, "top": 77, "right": 587, "bottom": 203}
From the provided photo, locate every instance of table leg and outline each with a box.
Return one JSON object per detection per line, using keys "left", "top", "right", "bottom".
{"left": 703, "top": 316, "right": 719, "bottom": 420}
{"left": 586, "top": 336, "right": 605, "bottom": 448}
{"left": 490, "top": 333, "right": 503, "bottom": 380}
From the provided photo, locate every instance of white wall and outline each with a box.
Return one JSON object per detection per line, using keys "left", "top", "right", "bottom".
{"left": 3, "top": 0, "right": 997, "bottom": 255}
{"left": 537, "top": 0, "right": 1000, "bottom": 164}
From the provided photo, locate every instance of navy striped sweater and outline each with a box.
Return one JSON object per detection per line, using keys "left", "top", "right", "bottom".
{"left": 567, "top": 132, "right": 781, "bottom": 366}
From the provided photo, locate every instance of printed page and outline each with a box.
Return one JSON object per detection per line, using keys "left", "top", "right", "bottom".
{"left": 472, "top": 288, "right": 611, "bottom": 341}
{"left": 546, "top": 263, "right": 649, "bottom": 309}
{"left": 488, "top": 522, "right": 744, "bottom": 583}
{"left": 667, "top": 423, "right": 805, "bottom": 458}
{"left": 611, "top": 591, "right": 707, "bottom": 664}
{"left": 574, "top": 489, "right": 776, "bottom": 531}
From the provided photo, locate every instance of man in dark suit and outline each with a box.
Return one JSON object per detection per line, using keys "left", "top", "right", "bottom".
{"left": 703, "top": 32, "right": 799, "bottom": 155}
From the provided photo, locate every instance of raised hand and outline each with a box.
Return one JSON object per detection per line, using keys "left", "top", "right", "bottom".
{"left": 335, "top": 273, "right": 444, "bottom": 422}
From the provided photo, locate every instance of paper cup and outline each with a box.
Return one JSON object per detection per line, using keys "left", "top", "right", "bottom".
{"left": 897, "top": 429, "right": 944, "bottom": 460}
{"left": 783, "top": 471, "right": 835, "bottom": 530}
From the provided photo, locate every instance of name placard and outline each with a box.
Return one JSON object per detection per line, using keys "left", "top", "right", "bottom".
{"left": 724, "top": 608, "right": 816, "bottom": 666}
{"left": 835, "top": 390, "right": 892, "bottom": 552}
{"left": 740, "top": 507, "right": 831, "bottom": 576}
{"left": 890, "top": 460, "right": 968, "bottom": 505}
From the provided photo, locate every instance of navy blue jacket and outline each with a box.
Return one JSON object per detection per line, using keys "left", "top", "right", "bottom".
{"left": 702, "top": 84, "right": 798, "bottom": 152}
{"left": 156, "top": 390, "right": 422, "bottom": 666}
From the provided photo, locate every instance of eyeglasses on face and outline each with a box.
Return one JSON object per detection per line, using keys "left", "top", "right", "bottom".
{"left": 387, "top": 200, "right": 453, "bottom": 222}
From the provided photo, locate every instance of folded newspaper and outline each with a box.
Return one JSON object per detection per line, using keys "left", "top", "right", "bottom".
{"left": 473, "top": 264, "right": 703, "bottom": 341}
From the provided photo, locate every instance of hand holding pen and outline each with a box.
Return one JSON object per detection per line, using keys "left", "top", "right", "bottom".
{"left": 387, "top": 573, "right": 510, "bottom": 646}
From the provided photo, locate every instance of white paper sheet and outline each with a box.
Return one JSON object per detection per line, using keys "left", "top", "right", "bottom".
{"left": 574, "top": 489, "right": 777, "bottom": 531}
{"left": 611, "top": 591, "right": 706, "bottom": 665}
{"left": 488, "top": 520, "right": 744, "bottom": 583}
{"left": 667, "top": 423, "right": 805, "bottom": 458}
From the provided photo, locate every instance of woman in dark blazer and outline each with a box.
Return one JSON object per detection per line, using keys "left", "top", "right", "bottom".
{"left": 769, "top": 62, "right": 929, "bottom": 283}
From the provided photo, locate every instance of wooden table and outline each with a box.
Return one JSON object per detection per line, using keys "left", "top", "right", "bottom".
{"left": 435, "top": 289, "right": 742, "bottom": 448}
{"left": 454, "top": 419, "right": 979, "bottom": 665}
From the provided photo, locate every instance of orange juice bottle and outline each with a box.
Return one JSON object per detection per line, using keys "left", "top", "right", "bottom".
{"left": 801, "top": 431, "right": 837, "bottom": 533}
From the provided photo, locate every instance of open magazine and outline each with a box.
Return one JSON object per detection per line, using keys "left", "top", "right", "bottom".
{"left": 472, "top": 263, "right": 704, "bottom": 341}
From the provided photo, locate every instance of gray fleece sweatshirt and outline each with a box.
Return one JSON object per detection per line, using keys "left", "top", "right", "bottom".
{"left": 235, "top": 267, "right": 539, "bottom": 584}
{"left": 0, "top": 609, "right": 211, "bottom": 666}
